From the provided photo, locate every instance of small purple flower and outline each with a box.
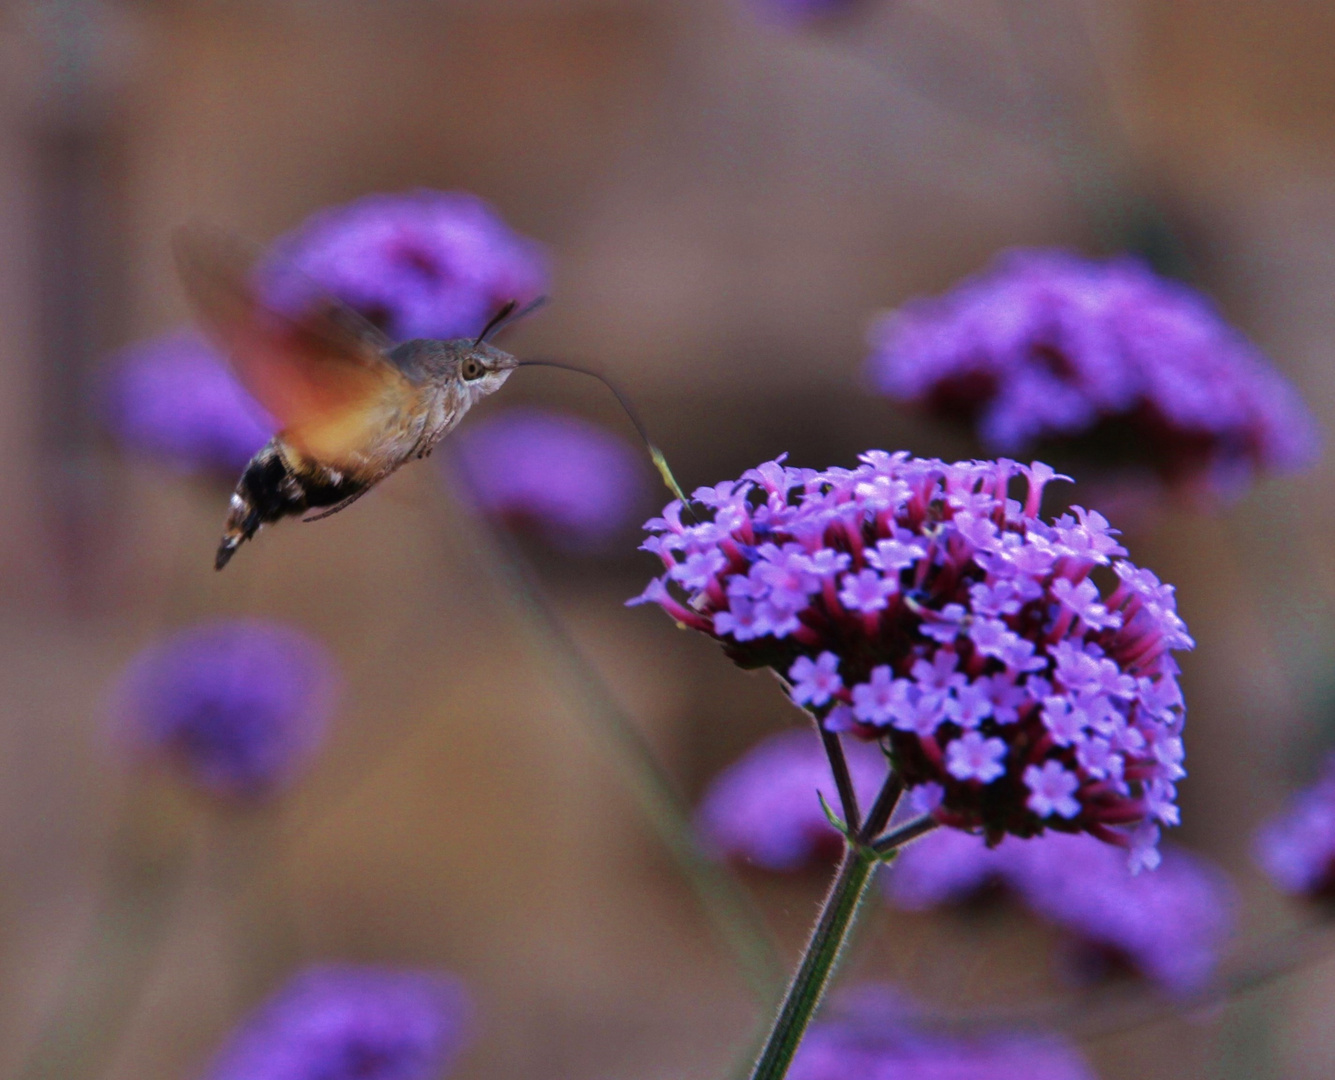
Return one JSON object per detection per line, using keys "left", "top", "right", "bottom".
{"left": 886, "top": 830, "right": 1237, "bottom": 995}
{"left": 697, "top": 729, "right": 888, "bottom": 871}
{"left": 1254, "top": 755, "right": 1335, "bottom": 900}
{"left": 199, "top": 964, "right": 470, "bottom": 1080}
{"left": 112, "top": 619, "right": 336, "bottom": 800}
{"left": 789, "top": 652, "right": 843, "bottom": 707}
{"left": 790, "top": 984, "right": 1096, "bottom": 1080}
{"left": 946, "top": 731, "right": 1007, "bottom": 783}
{"left": 632, "top": 452, "right": 1193, "bottom": 863}
{"left": 449, "top": 407, "right": 647, "bottom": 551}
{"left": 868, "top": 248, "right": 1320, "bottom": 499}
{"left": 1024, "top": 761, "right": 1081, "bottom": 819}
{"left": 98, "top": 332, "right": 274, "bottom": 474}
{"left": 260, "top": 190, "right": 548, "bottom": 341}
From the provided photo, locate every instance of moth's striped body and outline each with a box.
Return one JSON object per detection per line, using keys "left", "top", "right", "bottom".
{"left": 174, "top": 226, "right": 518, "bottom": 569}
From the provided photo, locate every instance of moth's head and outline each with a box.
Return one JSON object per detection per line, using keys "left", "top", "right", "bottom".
{"left": 451, "top": 340, "right": 518, "bottom": 402}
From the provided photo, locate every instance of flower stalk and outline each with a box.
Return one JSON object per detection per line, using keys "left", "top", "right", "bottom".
{"left": 748, "top": 753, "right": 932, "bottom": 1080}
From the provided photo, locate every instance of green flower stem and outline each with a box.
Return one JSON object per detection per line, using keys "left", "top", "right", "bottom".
{"left": 748, "top": 842, "right": 879, "bottom": 1080}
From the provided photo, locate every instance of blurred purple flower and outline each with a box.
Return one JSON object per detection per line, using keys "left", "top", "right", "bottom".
{"left": 113, "top": 619, "right": 336, "bottom": 800}
{"left": 886, "top": 829, "right": 1236, "bottom": 995}
{"left": 99, "top": 331, "right": 274, "bottom": 474}
{"left": 632, "top": 453, "right": 1193, "bottom": 867}
{"left": 200, "top": 964, "right": 470, "bottom": 1080}
{"left": 697, "top": 729, "right": 888, "bottom": 871}
{"left": 450, "top": 407, "right": 647, "bottom": 551}
{"left": 868, "top": 248, "right": 1320, "bottom": 499}
{"left": 750, "top": 0, "right": 860, "bottom": 26}
{"left": 790, "top": 984, "right": 1095, "bottom": 1080}
{"left": 260, "top": 190, "right": 548, "bottom": 341}
{"left": 1254, "top": 754, "right": 1335, "bottom": 900}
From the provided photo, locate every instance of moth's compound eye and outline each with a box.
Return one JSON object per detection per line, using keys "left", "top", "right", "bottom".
{"left": 461, "top": 357, "right": 486, "bottom": 381}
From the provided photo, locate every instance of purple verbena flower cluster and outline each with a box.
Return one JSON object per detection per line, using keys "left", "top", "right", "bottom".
{"left": 260, "top": 190, "right": 548, "bottom": 341}
{"left": 99, "top": 331, "right": 274, "bottom": 474}
{"left": 790, "top": 984, "right": 1095, "bottom": 1080}
{"left": 867, "top": 248, "right": 1320, "bottom": 498}
{"left": 631, "top": 452, "right": 1193, "bottom": 866}
{"left": 199, "top": 965, "right": 470, "bottom": 1080}
{"left": 696, "top": 729, "right": 888, "bottom": 871}
{"left": 113, "top": 619, "right": 336, "bottom": 800}
{"left": 1254, "top": 754, "right": 1335, "bottom": 900}
{"left": 887, "top": 829, "right": 1236, "bottom": 994}
{"left": 449, "top": 407, "right": 647, "bottom": 551}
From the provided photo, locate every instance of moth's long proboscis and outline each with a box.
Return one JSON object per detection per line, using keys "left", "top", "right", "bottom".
{"left": 517, "top": 360, "right": 693, "bottom": 510}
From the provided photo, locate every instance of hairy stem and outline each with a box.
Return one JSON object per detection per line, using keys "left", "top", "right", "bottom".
{"left": 747, "top": 762, "right": 909, "bottom": 1080}
{"left": 819, "top": 728, "right": 861, "bottom": 834}
{"left": 748, "top": 844, "right": 878, "bottom": 1080}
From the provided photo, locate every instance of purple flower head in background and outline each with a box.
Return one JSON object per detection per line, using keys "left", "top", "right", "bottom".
{"left": 887, "top": 829, "right": 1236, "bottom": 995}
{"left": 749, "top": 0, "right": 860, "bottom": 26}
{"left": 790, "top": 984, "right": 1096, "bottom": 1080}
{"left": 631, "top": 453, "right": 1193, "bottom": 867}
{"left": 199, "top": 964, "right": 470, "bottom": 1080}
{"left": 99, "top": 331, "right": 274, "bottom": 474}
{"left": 260, "top": 189, "right": 549, "bottom": 341}
{"left": 697, "top": 729, "right": 888, "bottom": 871}
{"left": 1254, "top": 754, "right": 1335, "bottom": 900}
{"left": 113, "top": 619, "right": 337, "bottom": 800}
{"left": 868, "top": 248, "right": 1320, "bottom": 500}
{"left": 450, "top": 406, "right": 647, "bottom": 552}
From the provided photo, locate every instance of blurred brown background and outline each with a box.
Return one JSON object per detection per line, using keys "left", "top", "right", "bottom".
{"left": 1, "top": 2, "right": 1334, "bottom": 1078}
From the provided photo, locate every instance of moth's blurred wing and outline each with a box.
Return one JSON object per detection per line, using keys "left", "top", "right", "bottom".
{"left": 172, "top": 225, "right": 413, "bottom": 466}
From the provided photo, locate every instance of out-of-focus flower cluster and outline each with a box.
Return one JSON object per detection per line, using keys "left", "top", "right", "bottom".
{"left": 260, "top": 189, "right": 548, "bottom": 341}
{"left": 449, "top": 407, "right": 647, "bottom": 551}
{"left": 112, "top": 619, "right": 336, "bottom": 800}
{"left": 200, "top": 964, "right": 470, "bottom": 1080}
{"left": 790, "top": 985, "right": 1095, "bottom": 1080}
{"left": 887, "top": 829, "right": 1236, "bottom": 995}
{"left": 749, "top": 0, "right": 860, "bottom": 26}
{"left": 1254, "top": 754, "right": 1335, "bottom": 901}
{"left": 632, "top": 452, "right": 1192, "bottom": 867}
{"left": 696, "top": 729, "right": 888, "bottom": 871}
{"left": 100, "top": 332, "right": 275, "bottom": 474}
{"left": 867, "top": 248, "right": 1320, "bottom": 499}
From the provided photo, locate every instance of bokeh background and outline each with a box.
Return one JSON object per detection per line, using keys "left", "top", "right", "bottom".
{"left": 1, "top": 2, "right": 1334, "bottom": 1078}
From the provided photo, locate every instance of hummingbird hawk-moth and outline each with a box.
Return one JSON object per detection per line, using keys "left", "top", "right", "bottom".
{"left": 173, "top": 226, "right": 537, "bottom": 569}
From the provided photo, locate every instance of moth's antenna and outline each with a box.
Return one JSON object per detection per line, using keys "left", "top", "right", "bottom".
{"left": 475, "top": 296, "right": 549, "bottom": 346}
{"left": 518, "top": 359, "right": 694, "bottom": 513}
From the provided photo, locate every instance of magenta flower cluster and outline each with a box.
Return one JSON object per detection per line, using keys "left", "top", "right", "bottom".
{"left": 887, "top": 829, "right": 1236, "bottom": 994}
{"left": 867, "top": 248, "right": 1319, "bottom": 498}
{"left": 632, "top": 452, "right": 1192, "bottom": 867}
{"left": 260, "top": 189, "right": 548, "bottom": 342}
{"left": 200, "top": 965, "right": 470, "bottom": 1080}
{"left": 1254, "top": 754, "right": 1335, "bottom": 900}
